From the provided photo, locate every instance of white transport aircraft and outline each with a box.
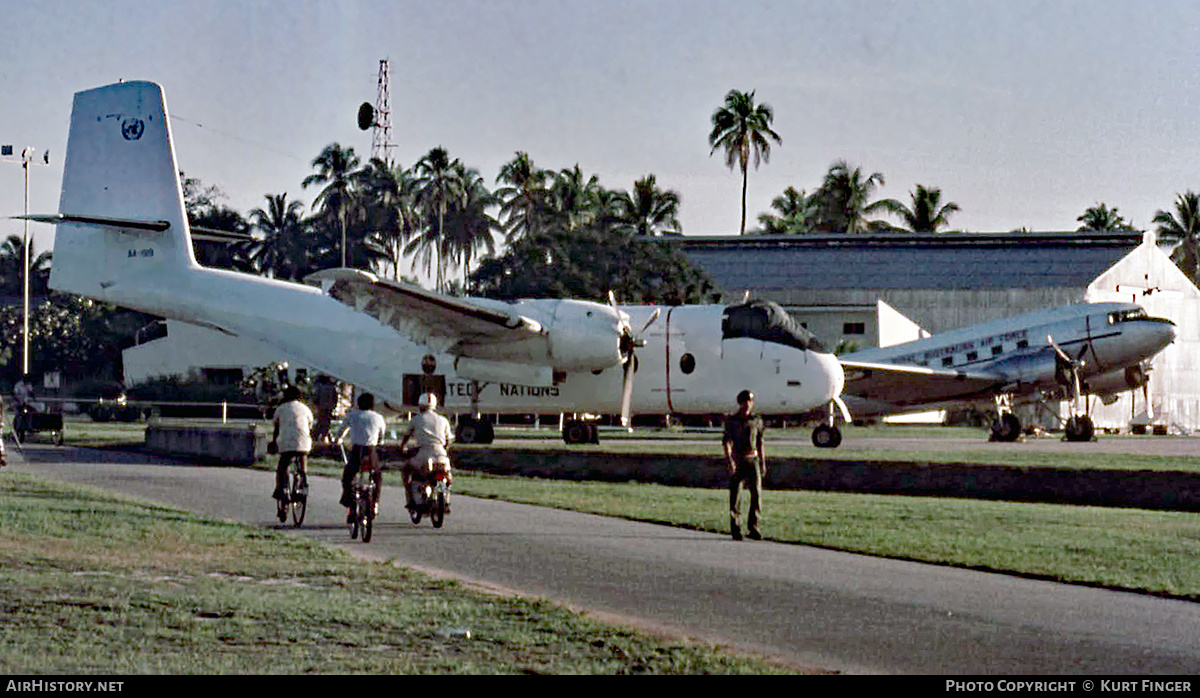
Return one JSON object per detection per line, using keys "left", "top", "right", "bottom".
{"left": 837, "top": 302, "right": 1176, "bottom": 445}
{"left": 31, "top": 80, "right": 847, "bottom": 445}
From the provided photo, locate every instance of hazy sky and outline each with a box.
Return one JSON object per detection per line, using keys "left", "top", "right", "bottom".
{"left": 3, "top": 0, "right": 1200, "bottom": 257}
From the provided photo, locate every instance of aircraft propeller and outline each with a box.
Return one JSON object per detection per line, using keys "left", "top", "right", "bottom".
{"left": 610, "top": 291, "right": 660, "bottom": 428}
{"left": 1047, "top": 334, "right": 1086, "bottom": 401}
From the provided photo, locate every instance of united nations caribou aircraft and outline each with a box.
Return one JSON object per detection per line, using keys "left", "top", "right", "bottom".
{"left": 29, "top": 80, "right": 846, "bottom": 445}
{"left": 836, "top": 302, "right": 1176, "bottom": 444}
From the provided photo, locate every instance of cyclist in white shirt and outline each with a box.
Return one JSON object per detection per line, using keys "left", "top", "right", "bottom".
{"left": 338, "top": 393, "right": 387, "bottom": 521}
{"left": 270, "top": 385, "right": 313, "bottom": 501}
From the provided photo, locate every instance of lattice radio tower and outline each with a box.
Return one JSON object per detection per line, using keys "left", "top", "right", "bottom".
{"left": 371, "top": 59, "right": 397, "bottom": 164}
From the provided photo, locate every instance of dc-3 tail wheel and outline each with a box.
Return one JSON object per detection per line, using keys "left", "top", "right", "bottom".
{"left": 812, "top": 424, "right": 842, "bottom": 448}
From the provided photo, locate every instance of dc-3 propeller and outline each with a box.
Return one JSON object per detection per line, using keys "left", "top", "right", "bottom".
{"left": 1047, "top": 334, "right": 1094, "bottom": 402}
{"left": 610, "top": 291, "right": 660, "bottom": 429}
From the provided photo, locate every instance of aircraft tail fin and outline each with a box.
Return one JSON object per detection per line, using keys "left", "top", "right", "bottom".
{"left": 48, "top": 81, "right": 197, "bottom": 304}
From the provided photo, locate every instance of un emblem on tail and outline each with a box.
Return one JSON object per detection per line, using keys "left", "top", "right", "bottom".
{"left": 121, "top": 118, "right": 145, "bottom": 141}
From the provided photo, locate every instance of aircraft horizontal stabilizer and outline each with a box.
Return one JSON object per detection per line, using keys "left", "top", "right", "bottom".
{"left": 17, "top": 213, "right": 170, "bottom": 233}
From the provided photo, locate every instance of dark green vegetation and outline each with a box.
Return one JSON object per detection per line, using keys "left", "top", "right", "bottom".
{"left": 0, "top": 472, "right": 784, "bottom": 674}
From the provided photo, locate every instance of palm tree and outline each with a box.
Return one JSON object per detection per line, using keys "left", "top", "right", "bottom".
{"left": 302, "top": 143, "right": 361, "bottom": 268}
{"left": 547, "top": 165, "right": 601, "bottom": 233}
{"left": 248, "top": 194, "right": 309, "bottom": 281}
{"left": 357, "top": 158, "right": 421, "bottom": 280}
{"left": 440, "top": 166, "right": 500, "bottom": 288}
{"left": 757, "top": 186, "right": 815, "bottom": 234}
{"left": 495, "top": 152, "right": 550, "bottom": 243}
{"left": 708, "top": 89, "right": 782, "bottom": 235}
{"left": 1076, "top": 203, "right": 1131, "bottom": 231}
{"left": 411, "top": 147, "right": 465, "bottom": 290}
{"left": 0, "top": 235, "right": 52, "bottom": 298}
{"left": 1154, "top": 192, "right": 1200, "bottom": 285}
{"left": 812, "top": 160, "right": 889, "bottom": 233}
{"left": 877, "top": 185, "right": 961, "bottom": 233}
{"left": 617, "top": 174, "right": 682, "bottom": 237}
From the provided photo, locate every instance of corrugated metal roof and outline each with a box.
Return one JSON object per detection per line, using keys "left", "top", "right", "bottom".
{"left": 675, "top": 232, "right": 1142, "bottom": 291}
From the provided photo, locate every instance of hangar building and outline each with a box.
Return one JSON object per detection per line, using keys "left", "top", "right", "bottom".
{"left": 677, "top": 231, "right": 1200, "bottom": 432}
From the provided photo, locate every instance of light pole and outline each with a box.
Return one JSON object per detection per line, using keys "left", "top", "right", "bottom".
{"left": 3, "top": 146, "right": 49, "bottom": 378}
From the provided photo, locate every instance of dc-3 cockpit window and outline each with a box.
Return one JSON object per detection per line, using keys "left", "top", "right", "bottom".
{"left": 721, "top": 300, "right": 827, "bottom": 353}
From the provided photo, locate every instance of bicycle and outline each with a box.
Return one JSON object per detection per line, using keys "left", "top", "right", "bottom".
{"left": 343, "top": 444, "right": 381, "bottom": 543}
{"left": 275, "top": 457, "right": 308, "bottom": 527}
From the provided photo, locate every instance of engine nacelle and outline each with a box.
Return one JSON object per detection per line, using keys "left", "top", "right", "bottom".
{"left": 545, "top": 299, "right": 626, "bottom": 371}
{"left": 455, "top": 298, "right": 626, "bottom": 373}
{"left": 1086, "top": 364, "right": 1149, "bottom": 398}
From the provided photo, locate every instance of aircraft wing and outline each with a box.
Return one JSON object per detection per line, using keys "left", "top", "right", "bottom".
{"left": 306, "top": 268, "right": 545, "bottom": 354}
{"left": 839, "top": 359, "right": 1009, "bottom": 409}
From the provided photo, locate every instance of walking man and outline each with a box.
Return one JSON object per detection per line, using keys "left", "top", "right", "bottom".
{"left": 723, "top": 389, "right": 766, "bottom": 541}
{"left": 270, "top": 385, "right": 313, "bottom": 504}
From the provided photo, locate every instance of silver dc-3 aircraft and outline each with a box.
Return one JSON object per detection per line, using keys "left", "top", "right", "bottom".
{"left": 838, "top": 302, "right": 1176, "bottom": 444}
{"left": 31, "top": 80, "right": 849, "bottom": 445}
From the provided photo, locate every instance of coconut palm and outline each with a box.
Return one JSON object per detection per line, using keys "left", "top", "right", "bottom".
{"left": 440, "top": 166, "right": 500, "bottom": 288}
{"left": 877, "top": 185, "right": 961, "bottom": 233}
{"left": 0, "top": 235, "right": 52, "bottom": 298}
{"left": 410, "top": 147, "right": 466, "bottom": 290}
{"left": 1154, "top": 191, "right": 1200, "bottom": 285}
{"left": 547, "top": 165, "right": 602, "bottom": 233}
{"left": 1076, "top": 203, "right": 1131, "bottom": 231}
{"left": 302, "top": 143, "right": 361, "bottom": 269}
{"left": 708, "top": 89, "right": 782, "bottom": 235}
{"left": 357, "top": 158, "right": 421, "bottom": 280}
{"left": 247, "top": 194, "right": 309, "bottom": 281}
{"left": 757, "top": 186, "right": 815, "bottom": 234}
{"left": 617, "top": 174, "right": 682, "bottom": 237}
{"left": 812, "top": 160, "right": 889, "bottom": 233}
{"left": 495, "top": 151, "right": 551, "bottom": 242}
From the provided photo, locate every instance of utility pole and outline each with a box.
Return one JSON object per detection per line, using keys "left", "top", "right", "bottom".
{"left": 3, "top": 145, "right": 49, "bottom": 377}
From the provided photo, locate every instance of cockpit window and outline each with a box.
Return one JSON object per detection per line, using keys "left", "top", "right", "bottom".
{"left": 1108, "top": 308, "right": 1148, "bottom": 324}
{"left": 722, "top": 300, "right": 827, "bottom": 353}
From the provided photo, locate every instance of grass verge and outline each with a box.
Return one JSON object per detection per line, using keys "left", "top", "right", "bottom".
{"left": 0, "top": 472, "right": 785, "bottom": 674}
{"left": 453, "top": 472, "right": 1200, "bottom": 600}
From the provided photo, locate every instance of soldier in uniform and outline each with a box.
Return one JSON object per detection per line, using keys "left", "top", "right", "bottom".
{"left": 723, "top": 389, "right": 766, "bottom": 541}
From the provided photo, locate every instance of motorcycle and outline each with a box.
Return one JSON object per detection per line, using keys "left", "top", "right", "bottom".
{"left": 405, "top": 453, "right": 452, "bottom": 528}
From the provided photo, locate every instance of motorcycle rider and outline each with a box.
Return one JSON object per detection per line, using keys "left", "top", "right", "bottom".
{"left": 399, "top": 392, "right": 454, "bottom": 512}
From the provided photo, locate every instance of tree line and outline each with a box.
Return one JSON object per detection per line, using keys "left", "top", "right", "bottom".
{"left": 710, "top": 89, "right": 1200, "bottom": 285}
{"left": 3, "top": 87, "right": 1200, "bottom": 385}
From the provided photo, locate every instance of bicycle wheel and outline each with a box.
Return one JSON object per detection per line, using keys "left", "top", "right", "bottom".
{"left": 361, "top": 507, "right": 374, "bottom": 542}
{"left": 289, "top": 470, "right": 307, "bottom": 527}
{"left": 349, "top": 493, "right": 361, "bottom": 540}
{"left": 430, "top": 492, "right": 446, "bottom": 529}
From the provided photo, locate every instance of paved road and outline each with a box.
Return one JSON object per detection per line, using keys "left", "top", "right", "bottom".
{"left": 10, "top": 443, "right": 1200, "bottom": 674}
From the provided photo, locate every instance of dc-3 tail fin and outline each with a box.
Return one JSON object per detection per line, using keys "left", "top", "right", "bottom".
{"left": 47, "top": 81, "right": 197, "bottom": 304}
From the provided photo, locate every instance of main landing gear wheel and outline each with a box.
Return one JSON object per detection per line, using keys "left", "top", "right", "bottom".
{"left": 456, "top": 417, "right": 494, "bottom": 444}
{"left": 812, "top": 424, "right": 842, "bottom": 448}
{"left": 1064, "top": 415, "right": 1095, "bottom": 442}
{"left": 990, "top": 413, "right": 1022, "bottom": 442}
{"left": 562, "top": 420, "right": 597, "bottom": 445}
